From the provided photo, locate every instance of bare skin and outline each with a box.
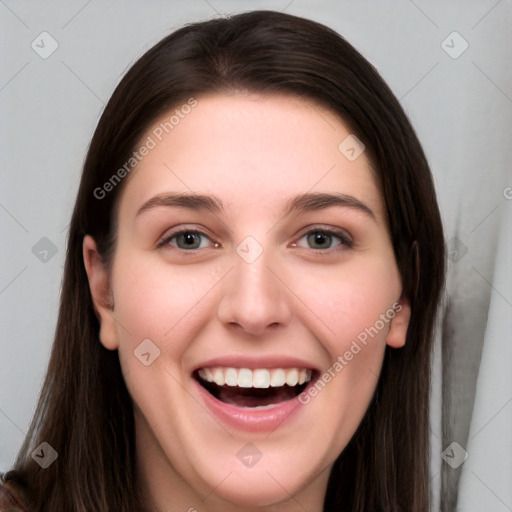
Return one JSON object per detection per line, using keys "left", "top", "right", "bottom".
{"left": 84, "top": 93, "right": 410, "bottom": 512}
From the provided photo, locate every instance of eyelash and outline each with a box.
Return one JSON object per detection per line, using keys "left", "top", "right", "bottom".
{"left": 158, "top": 227, "right": 353, "bottom": 253}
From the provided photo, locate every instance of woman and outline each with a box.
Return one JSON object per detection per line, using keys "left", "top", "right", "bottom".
{"left": 1, "top": 10, "right": 445, "bottom": 511}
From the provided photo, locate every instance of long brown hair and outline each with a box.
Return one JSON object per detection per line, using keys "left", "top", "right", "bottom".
{"left": 5, "top": 10, "right": 445, "bottom": 511}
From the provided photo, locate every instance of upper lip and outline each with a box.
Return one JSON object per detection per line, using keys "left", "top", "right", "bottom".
{"left": 192, "top": 354, "right": 319, "bottom": 373}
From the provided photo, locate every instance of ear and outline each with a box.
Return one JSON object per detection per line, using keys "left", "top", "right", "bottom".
{"left": 385, "top": 292, "right": 411, "bottom": 349}
{"left": 83, "top": 235, "right": 119, "bottom": 350}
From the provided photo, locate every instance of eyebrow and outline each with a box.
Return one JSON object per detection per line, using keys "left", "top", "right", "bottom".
{"left": 136, "top": 192, "right": 223, "bottom": 217}
{"left": 136, "top": 191, "right": 375, "bottom": 220}
{"left": 283, "top": 192, "right": 375, "bottom": 219}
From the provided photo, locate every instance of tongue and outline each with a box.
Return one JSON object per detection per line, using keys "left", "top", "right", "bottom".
{"left": 216, "top": 385, "right": 299, "bottom": 407}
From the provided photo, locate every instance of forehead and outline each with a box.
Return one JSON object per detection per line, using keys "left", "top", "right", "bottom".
{"left": 118, "top": 93, "right": 384, "bottom": 222}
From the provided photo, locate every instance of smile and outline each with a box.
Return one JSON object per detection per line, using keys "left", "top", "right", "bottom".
{"left": 192, "top": 362, "right": 319, "bottom": 431}
{"left": 198, "top": 366, "right": 313, "bottom": 388}
{"left": 195, "top": 367, "right": 313, "bottom": 408}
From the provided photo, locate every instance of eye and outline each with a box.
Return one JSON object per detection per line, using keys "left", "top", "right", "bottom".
{"left": 159, "top": 230, "right": 216, "bottom": 250}
{"left": 295, "top": 228, "right": 352, "bottom": 250}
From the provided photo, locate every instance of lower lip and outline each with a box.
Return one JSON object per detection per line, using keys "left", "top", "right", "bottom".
{"left": 194, "top": 379, "right": 306, "bottom": 432}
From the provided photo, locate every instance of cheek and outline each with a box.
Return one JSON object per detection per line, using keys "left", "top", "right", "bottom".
{"left": 291, "top": 271, "right": 394, "bottom": 454}
{"left": 110, "top": 253, "right": 224, "bottom": 360}
{"left": 291, "top": 254, "right": 400, "bottom": 420}
{"left": 294, "top": 255, "right": 400, "bottom": 348}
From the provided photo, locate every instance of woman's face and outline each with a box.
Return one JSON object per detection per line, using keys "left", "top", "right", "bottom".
{"left": 85, "top": 94, "right": 410, "bottom": 511}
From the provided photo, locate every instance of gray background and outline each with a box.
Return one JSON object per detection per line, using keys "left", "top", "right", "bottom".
{"left": 1, "top": 1, "right": 511, "bottom": 510}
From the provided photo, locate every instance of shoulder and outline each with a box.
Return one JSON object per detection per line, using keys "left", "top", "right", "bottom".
{"left": 0, "top": 474, "right": 29, "bottom": 512}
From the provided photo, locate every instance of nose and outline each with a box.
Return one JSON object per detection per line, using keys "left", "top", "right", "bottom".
{"left": 217, "top": 248, "right": 293, "bottom": 336}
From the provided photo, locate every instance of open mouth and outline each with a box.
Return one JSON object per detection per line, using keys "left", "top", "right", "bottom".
{"left": 194, "top": 367, "right": 316, "bottom": 408}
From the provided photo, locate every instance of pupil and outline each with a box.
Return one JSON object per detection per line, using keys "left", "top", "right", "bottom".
{"left": 309, "top": 232, "right": 330, "bottom": 249}
{"left": 181, "top": 233, "right": 199, "bottom": 247}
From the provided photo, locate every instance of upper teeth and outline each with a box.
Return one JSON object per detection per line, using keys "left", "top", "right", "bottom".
{"left": 197, "top": 367, "right": 312, "bottom": 389}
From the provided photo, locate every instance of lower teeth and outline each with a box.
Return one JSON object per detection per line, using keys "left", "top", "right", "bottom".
{"left": 200, "top": 379, "right": 307, "bottom": 407}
